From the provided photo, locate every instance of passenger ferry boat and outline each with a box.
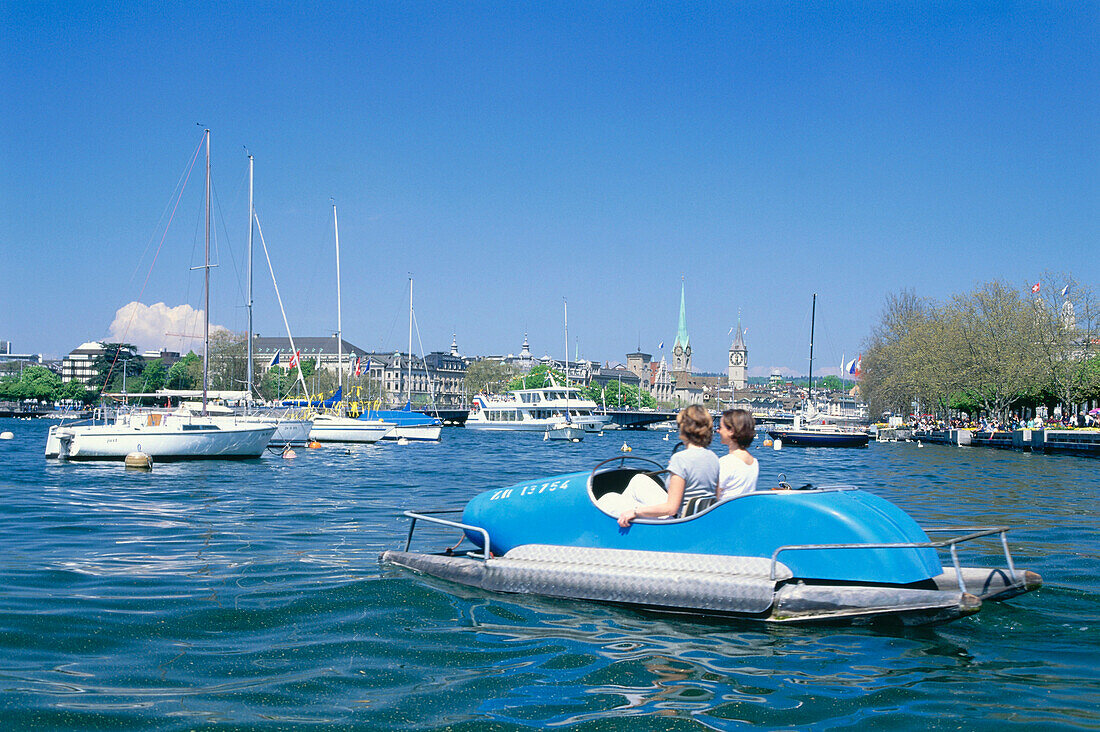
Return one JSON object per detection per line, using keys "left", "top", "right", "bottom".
{"left": 466, "top": 386, "right": 611, "bottom": 432}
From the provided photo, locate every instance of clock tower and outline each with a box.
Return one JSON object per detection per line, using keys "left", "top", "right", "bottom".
{"left": 728, "top": 318, "right": 747, "bottom": 389}
{"left": 672, "top": 280, "right": 692, "bottom": 374}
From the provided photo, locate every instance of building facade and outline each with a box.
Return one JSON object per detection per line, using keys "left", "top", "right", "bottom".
{"left": 62, "top": 342, "right": 107, "bottom": 384}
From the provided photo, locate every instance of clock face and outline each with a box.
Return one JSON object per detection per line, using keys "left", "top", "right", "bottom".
{"left": 674, "top": 346, "right": 682, "bottom": 356}
{"left": 685, "top": 346, "right": 691, "bottom": 357}
{"left": 731, "top": 352, "right": 743, "bottom": 365}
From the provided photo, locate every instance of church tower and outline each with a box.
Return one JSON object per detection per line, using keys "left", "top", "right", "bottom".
{"left": 672, "top": 280, "right": 692, "bottom": 374}
{"left": 728, "top": 317, "right": 747, "bottom": 389}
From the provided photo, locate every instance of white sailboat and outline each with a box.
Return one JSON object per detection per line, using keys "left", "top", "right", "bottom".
{"left": 308, "top": 201, "right": 392, "bottom": 444}
{"left": 46, "top": 130, "right": 275, "bottom": 460}
{"left": 361, "top": 277, "right": 443, "bottom": 442}
{"left": 546, "top": 299, "right": 584, "bottom": 442}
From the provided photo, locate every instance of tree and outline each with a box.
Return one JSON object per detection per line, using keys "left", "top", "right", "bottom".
{"left": 140, "top": 359, "right": 167, "bottom": 393}
{"left": 1031, "top": 272, "right": 1098, "bottom": 412}
{"left": 581, "top": 380, "right": 656, "bottom": 409}
{"left": 60, "top": 380, "right": 93, "bottom": 404}
{"left": 208, "top": 331, "right": 247, "bottom": 391}
{"left": 507, "top": 364, "right": 565, "bottom": 391}
{"left": 165, "top": 353, "right": 201, "bottom": 390}
{"left": 1073, "top": 356, "right": 1100, "bottom": 404}
{"left": 92, "top": 344, "right": 144, "bottom": 391}
{"left": 464, "top": 359, "right": 519, "bottom": 396}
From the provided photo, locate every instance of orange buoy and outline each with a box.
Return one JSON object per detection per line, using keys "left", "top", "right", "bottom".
{"left": 763, "top": 438, "right": 773, "bottom": 447}
{"left": 308, "top": 440, "right": 322, "bottom": 449}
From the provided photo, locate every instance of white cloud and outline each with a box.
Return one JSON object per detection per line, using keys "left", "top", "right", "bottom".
{"left": 106, "top": 302, "right": 229, "bottom": 353}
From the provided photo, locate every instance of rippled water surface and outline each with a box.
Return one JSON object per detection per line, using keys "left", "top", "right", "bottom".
{"left": 1, "top": 418, "right": 1097, "bottom": 729}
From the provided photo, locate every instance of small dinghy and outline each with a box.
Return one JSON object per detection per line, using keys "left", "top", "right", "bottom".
{"left": 382, "top": 456, "right": 1041, "bottom": 626}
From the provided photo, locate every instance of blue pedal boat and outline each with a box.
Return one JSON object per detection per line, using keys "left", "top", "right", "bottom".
{"left": 381, "top": 456, "right": 1041, "bottom": 625}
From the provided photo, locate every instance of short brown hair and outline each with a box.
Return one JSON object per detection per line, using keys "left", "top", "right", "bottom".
{"left": 721, "top": 409, "right": 755, "bottom": 448}
{"left": 677, "top": 405, "right": 713, "bottom": 447}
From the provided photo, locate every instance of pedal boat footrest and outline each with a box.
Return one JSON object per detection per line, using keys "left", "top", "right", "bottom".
{"left": 483, "top": 545, "right": 793, "bottom": 615}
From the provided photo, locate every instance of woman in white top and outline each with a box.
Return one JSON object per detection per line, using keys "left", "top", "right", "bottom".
{"left": 716, "top": 409, "right": 759, "bottom": 501}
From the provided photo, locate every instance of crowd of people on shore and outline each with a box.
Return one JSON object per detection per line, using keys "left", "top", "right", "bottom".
{"left": 911, "top": 411, "right": 1099, "bottom": 432}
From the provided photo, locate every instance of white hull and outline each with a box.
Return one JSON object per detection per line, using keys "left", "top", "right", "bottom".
{"left": 258, "top": 417, "right": 312, "bottom": 444}
{"left": 466, "top": 415, "right": 608, "bottom": 432}
{"left": 47, "top": 421, "right": 274, "bottom": 460}
{"left": 381, "top": 425, "right": 442, "bottom": 442}
{"left": 309, "top": 415, "right": 392, "bottom": 443}
{"left": 545, "top": 425, "right": 585, "bottom": 441}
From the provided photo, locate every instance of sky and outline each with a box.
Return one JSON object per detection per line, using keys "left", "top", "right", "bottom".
{"left": 2, "top": 2, "right": 1097, "bottom": 377}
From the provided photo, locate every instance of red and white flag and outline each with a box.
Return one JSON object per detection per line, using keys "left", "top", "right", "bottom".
{"left": 289, "top": 349, "right": 301, "bottom": 369}
{"left": 1031, "top": 282, "right": 1041, "bottom": 294}
{"left": 354, "top": 356, "right": 362, "bottom": 376}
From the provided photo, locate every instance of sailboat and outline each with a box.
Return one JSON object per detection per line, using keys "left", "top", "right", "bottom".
{"left": 181, "top": 153, "right": 313, "bottom": 444}
{"left": 546, "top": 299, "right": 584, "bottom": 442}
{"left": 308, "top": 202, "right": 392, "bottom": 444}
{"left": 766, "top": 294, "right": 869, "bottom": 448}
{"left": 46, "top": 130, "right": 276, "bottom": 460}
{"left": 357, "top": 277, "right": 443, "bottom": 442}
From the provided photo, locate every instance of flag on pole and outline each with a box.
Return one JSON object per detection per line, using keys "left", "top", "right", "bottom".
{"left": 289, "top": 349, "right": 301, "bottom": 369}
{"left": 315, "top": 349, "right": 323, "bottom": 368}
{"left": 1061, "top": 284, "right": 1071, "bottom": 298}
{"left": 268, "top": 350, "right": 281, "bottom": 368}
{"left": 845, "top": 357, "right": 857, "bottom": 375}
{"left": 853, "top": 355, "right": 862, "bottom": 378}
{"left": 657, "top": 341, "right": 664, "bottom": 349}
{"left": 1031, "top": 282, "right": 1041, "bottom": 294}
{"left": 354, "top": 356, "right": 362, "bottom": 377}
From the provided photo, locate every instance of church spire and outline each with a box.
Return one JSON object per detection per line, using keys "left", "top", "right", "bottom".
{"left": 674, "top": 278, "right": 689, "bottom": 350}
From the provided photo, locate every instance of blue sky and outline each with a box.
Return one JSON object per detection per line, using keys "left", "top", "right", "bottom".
{"left": 2, "top": 2, "right": 1097, "bottom": 376}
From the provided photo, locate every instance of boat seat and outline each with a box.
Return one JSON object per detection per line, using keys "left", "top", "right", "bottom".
{"left": 594, "top": 473, "right": 667, "bottom": 517}
{"left": 682, "top": 495, "right": 716, "bottom": 517}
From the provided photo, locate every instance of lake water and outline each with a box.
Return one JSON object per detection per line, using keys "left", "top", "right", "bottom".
{"left": 0, "top": 418, "right": 1096, "bottom": 729}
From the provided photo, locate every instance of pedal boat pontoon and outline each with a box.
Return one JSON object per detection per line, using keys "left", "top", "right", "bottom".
{"left": 381, "top": 456, "right": 1041, "bottom": 625}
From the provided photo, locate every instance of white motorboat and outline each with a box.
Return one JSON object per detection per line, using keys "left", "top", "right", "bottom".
{"left": 46, "top": 409, "right": 275, "bottom": 460}
{"left": 308, "top": 413, "right": 393, "bottom": 443}
{"left": 467, "top": 387, "right": 611, "bottom": 432}
{"left": 545, "top": 419, "right": 585, "bottom": 442}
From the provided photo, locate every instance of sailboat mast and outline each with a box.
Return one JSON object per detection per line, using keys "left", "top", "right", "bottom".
{"left": 333, "top": 201, "right": 343, "bottom": 397}
{"left": 564, "top": 298, "right": 569, "bottom": 421}
{"left": 246, "top": 154, "right": 254, "bottom": 399}
{"left": 202, "top": 129, "right": 210, "bottom": 415}
{"left": 808, "top": 293, "right": 817, "bottom": 413}
{"left": 407, "top": 277, "right": 413, "bottom": 405}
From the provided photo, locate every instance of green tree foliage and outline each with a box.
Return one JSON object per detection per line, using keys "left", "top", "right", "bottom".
{"left": 1073, "top": 356, "right": 1100, "bottom": 403}
{"left": 208, "top": 331, "right": 247, "bottom": 391}
{"left": 819, "top": 375, "right": 844, "bottom": 391}
{"left": 861, "top": 280, "right": 1098, "bottom": 419}
{"left": 507, "top": 364, "right": 565, "bottom": 391}
{"left": 60, "top": 380, "right": 93, "bottom": 404}
{"left": 581, "top": 380, "right": 656, "bottom": 409}
{"left": 0, "top": 366, "right": 62, "bottom": 400}
{"left": 165, "top": 353, "right": 201, "bottom": 390}
{"left": 139, "top": 359, "right": 167, "bottom": 393}
{"left": 92, "top": 343, "right": 144, "bottom": 391}
{"left": 464, "top": 359, "right": 519, "bottom": 395}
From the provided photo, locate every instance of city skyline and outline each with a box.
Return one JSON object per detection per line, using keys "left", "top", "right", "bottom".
{"left": 3, "top": 4, "right": 1096, "bottom": 375}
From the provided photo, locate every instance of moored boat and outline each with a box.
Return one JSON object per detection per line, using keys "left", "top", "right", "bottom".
{"left": 360, "top": 403, "right": 442, "bottom": 442}
{"left": 382, "top": 456, "right": 1040, "bottom": 625}
{"left": 309, "top": 413, "right": 392, "bottom": 443}
{"left": 46, "top": 409, "right": 275, "bottom": 460}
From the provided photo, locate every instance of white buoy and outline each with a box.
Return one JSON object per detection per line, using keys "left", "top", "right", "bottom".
{"left": 124, "top": 451, "right": 152, "bottom": 470}
{"left": 772, "top": 438, "right": 783, "bottom": 451}
{"left": 543, "top": 432, "right": 549, "bottom": 441}
{"left": 0, "top": 431, "right": 13, "bottom": 440}
{"left": 282, "top": 445, "right": 297, "bottom": 459}
{"left": 662, "top": 433, "right": 669, "bottom": 441}
{"left": 397, "top": 437, "right": 410, "bottom": 446}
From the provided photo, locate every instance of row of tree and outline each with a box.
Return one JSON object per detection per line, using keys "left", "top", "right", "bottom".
{"left": 860, "top": 276, "right": 1100, "bottom": 420}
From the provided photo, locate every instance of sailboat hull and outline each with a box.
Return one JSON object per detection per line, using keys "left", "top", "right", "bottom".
{"left": 309, "top": 415, "right": 392, "bottom": 443}
{"left": 49, "top": 422, "right": 275, "bottom": 460}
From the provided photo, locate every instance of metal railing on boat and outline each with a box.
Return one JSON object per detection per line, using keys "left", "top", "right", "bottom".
{"left": 403, "top": 509, "right": 492, "bottom": 561}
{"left": 769, "top": 526, "right": 1019, "bottom": 594}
